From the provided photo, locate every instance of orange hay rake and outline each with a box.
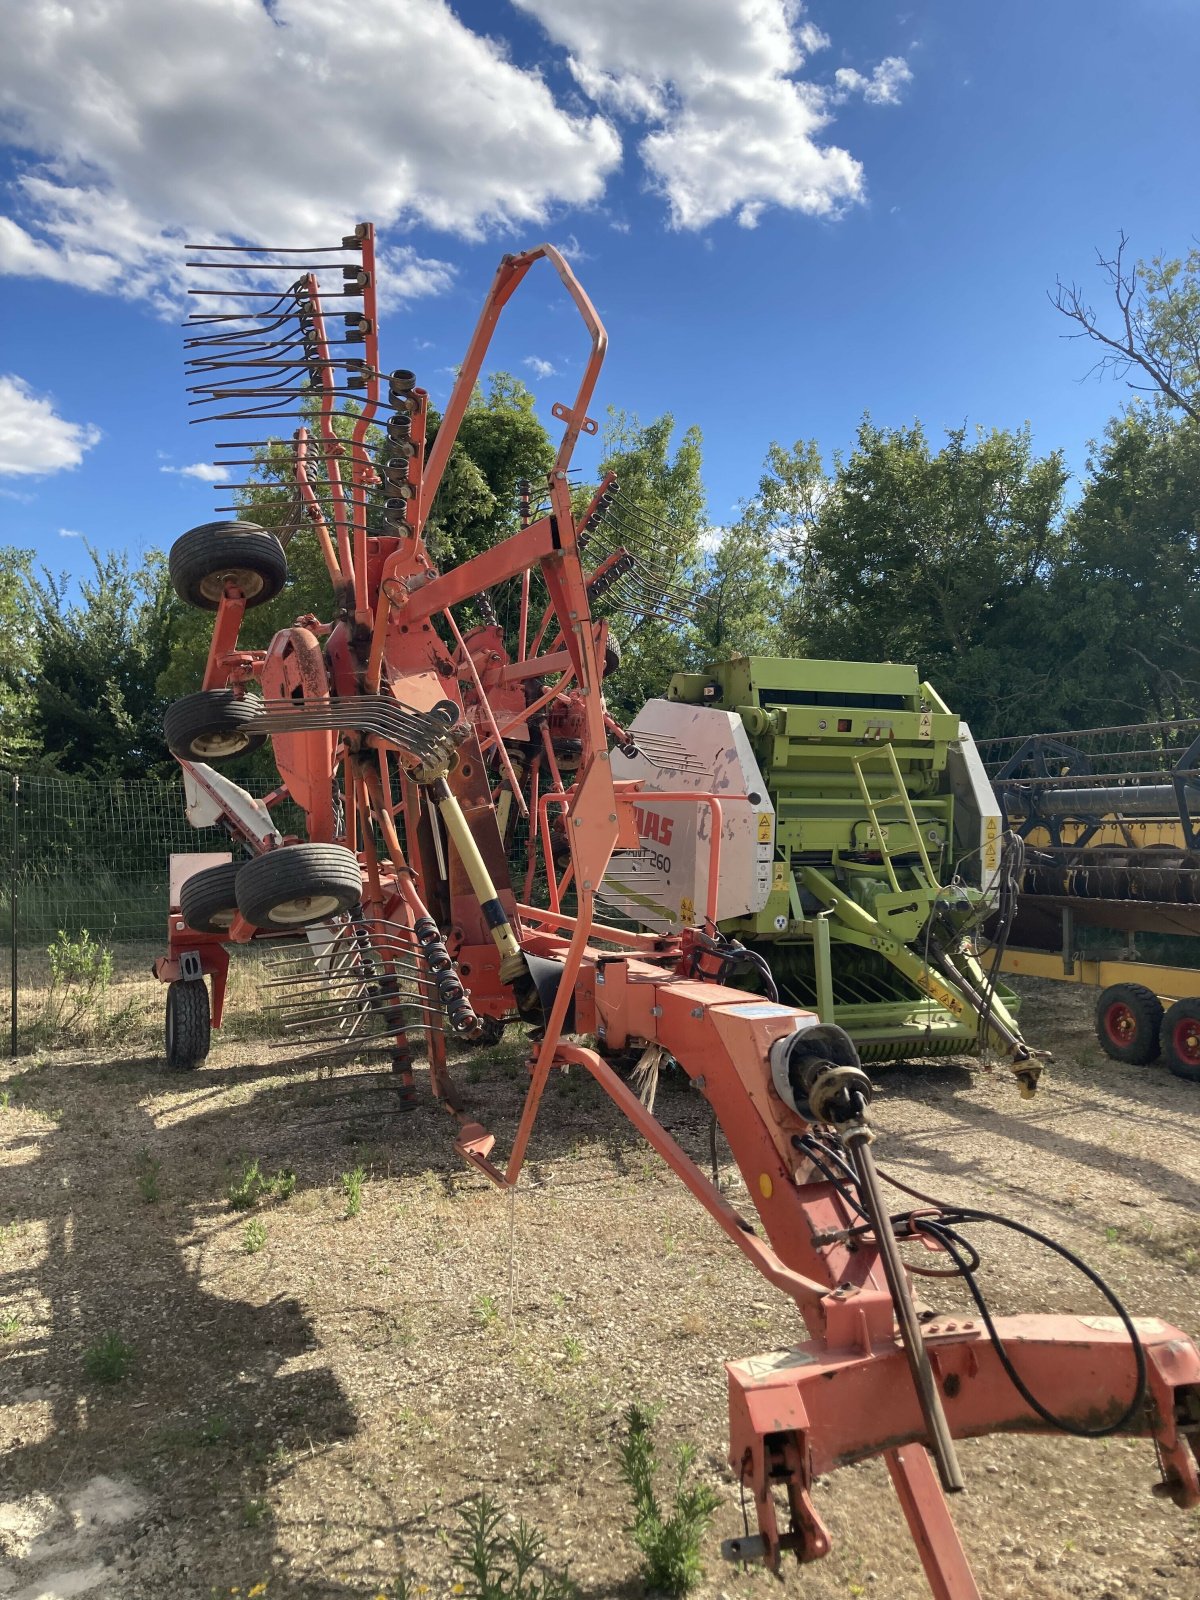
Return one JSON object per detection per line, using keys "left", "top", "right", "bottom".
{"left": 155, "top": 224, "right": 1200, "bottom": 1598}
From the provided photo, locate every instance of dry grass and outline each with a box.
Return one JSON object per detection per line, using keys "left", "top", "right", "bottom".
{"left": 0, "top": 981, "right": 1198, "bottom": 1598}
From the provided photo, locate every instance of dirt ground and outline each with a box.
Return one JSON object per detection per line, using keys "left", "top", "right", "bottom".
{"left": 0, "top": 978, "right": 1198, "bottom": 1600}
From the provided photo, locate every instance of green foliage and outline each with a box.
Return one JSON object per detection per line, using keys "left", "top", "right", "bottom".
{"left": 135, "top": 1148, "right": 161, "bottom": 1204}
{"left": 242, "top": 1218, "right": 267, "bottom": 1254}
{"left": 341, "top": 1163, "right": 366, "bottom": 1218}
{"left": 0, "top": 547, "right": 38, "bottom": 767}
{"left": 83, "top": 1331, "right": 134, "bottom": 1384}
{"left": 427, "top": 373, "right": 555, "bottom": 567}
{"left": 228, "top": 1158, "right": 296, "bottom": 1212}
{"left": 453, "top": 1491, "right": 578, "bottom": 1600}
{"left": 617, "top": 1403, "right": 720, "bottom": 1596}
{"left": 24, "top": 929, "right": 119, "bottom": 1047}
{"left": 780, "top": 418, "right": 1069, "bottom": 735}
{"left": 28, "top": 546, "right": 179, "bottom": 778}
{"left": 593, "top": 409, "right": 706, "bottom": 720}
{"left": 1048, "top": 407, "right": 1200, "bottom": 724}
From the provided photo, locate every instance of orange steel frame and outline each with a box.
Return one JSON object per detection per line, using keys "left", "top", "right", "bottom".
{"left": 183, "top": 232, "right": 1200, "bottom": 1598}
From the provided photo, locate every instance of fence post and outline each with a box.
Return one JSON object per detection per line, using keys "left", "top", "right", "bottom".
{"left": 9, "top": 773, "right": 17, "bottom": 1058}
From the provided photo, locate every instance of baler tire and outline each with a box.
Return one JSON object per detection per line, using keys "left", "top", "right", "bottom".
{"left": 165, "top": 979, "right": 210, "bottom": 1071}
{"left": 1161, "top": 998, "right": 1200, "bottom": 1083}
{"left": 235, "top": 844, "right": 363, "bottom": 932}
{"left": 180, "top": 863, "right": 241, "bottom": 934}
{"left": 1095, "top": 982, "right": 1163, "bottom": 1065}
{"left": 165, "top": 689, "right": 265, "bottom": 763}
{"left": 168, "top": 521, "right": 288, "bottom": 611}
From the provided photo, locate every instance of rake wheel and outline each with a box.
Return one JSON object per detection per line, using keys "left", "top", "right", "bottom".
{"left": 165, "top": 979, "right": 210, "bottom": 1071}
{"left": 165, "top": 689, "right": 266, "bottom": 762}
{"left": 180, "top": 862, "right": 241, "bottom": 933}
{"left": 169, "top": 520, "right": 288, "bottom": 610}
{"left": 235, "top": 843, "right": 363, "bottom": 931}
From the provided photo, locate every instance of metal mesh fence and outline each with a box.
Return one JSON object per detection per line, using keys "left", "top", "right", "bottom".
{"left": 1, "top": 771, "right": 284, "bottom": 1057}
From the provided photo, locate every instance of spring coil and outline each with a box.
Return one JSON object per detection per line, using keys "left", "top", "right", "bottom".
{"left": 413, "top": 915, "right": 480, "bottom": 1036}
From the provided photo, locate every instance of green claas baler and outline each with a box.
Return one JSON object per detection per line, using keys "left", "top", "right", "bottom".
{"left": 608, "top": 656, "right": 1036, "bottom": 1084}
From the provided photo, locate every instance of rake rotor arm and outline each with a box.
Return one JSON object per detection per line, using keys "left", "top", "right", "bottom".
{"left": 421, "top": 243, "right": 607, "bottom": 519}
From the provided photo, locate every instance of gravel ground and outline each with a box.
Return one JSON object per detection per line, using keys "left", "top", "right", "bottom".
{"left": 0, "top": 977, "right": 1197, "bottom": 1600}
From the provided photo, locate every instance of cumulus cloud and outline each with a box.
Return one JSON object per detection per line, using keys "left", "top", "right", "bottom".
{"left": 161, "top": 462, "right": 229, "bottom": 484}
{"left": 0, "top": 0, "right": 620, "bottom": 308}
{"left": 58, "top": 527, "right": 82, "bottom": 538}
{"left": 0, "top": 375, "right": 101, "bottom": 477}
{"left": 513, "top": 0, "right": 897, "bottom": 229}
{"left": 834, "top": 56, "right": 914, "bottom": 106}
{"left": 524, "top": 357, "right": 558, "bottom": 379}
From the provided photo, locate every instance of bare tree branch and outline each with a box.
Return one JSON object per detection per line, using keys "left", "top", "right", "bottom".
{"left": 1049, "top": 232, "right": 1199, "bottom": 422}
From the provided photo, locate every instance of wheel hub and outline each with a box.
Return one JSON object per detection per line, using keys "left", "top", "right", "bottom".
{"left": 1105, "top": 1003, "right": 1135, "bottom": 1043}
{"left": 198, "top": 567, "right": 266, "bottom": 603}
{"left": 268, "top": 893, "right": 342, "bottom": 925}
{"left": 193, "top": 729, "right": 251, "bottom": 757}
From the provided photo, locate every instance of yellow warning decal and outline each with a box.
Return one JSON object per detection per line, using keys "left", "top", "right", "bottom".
{"left": 985, "top": 816, "right": 1000, "bottom": 839}
{"left": 915, "top": 971, "right": 966, "bottom": 1018}
{"left": 756, "top": 811, "right": 773, "bottom": 842}
{"left": 679, "top": 895, "right": 696, "bottom": 925}
{"left": 772, "top": 865, "right": 788, "bottom": 891}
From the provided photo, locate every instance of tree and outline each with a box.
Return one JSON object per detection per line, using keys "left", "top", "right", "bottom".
{"left": 588, "top": 408, "right": 706, "bottom": 717}
{"left": 29, "top": 547, "right": 179, "bottom": 778}
{"left": 0, "top": 547, "right": 38, "bottom": 768}
{"left": 790, "top": 418, "right": 1069, "bottom": 733}
{"left": 1049, "top": 407, "right": 1200, "bottom": 725}
{"left": 1052, "top": 234, "right": 1200, "bottom": 422}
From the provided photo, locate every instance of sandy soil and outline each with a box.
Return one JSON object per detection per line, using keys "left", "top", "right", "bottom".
{"left": 0, "top": 979, "right": 1197, "bottom": 1600}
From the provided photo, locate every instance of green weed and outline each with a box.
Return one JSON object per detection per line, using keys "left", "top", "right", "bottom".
{"left": 454, "top": 1491, "right": 578, "bottom": 1599}
{"left": 617, "top": 1403, "right": 720, "bottom": 1595}
{"left": 135, "top": 1149, "right": 161, "bottom": 1204}
{"left": 228, "top": 1158, "right": 296, "bottom": 1212}
{"left": 242, "top": 1218, "right": 267, "bottom": 1254}
{"left": 562, "top": 1335, "right": 585, "bottom": 1366}
{"left": 242, "top": 1498, "right": 271, "bottom": 1528}
{"left": 0, "top": 1311, "right": 20, "bottom": 1338}
{"left": 200, "top": 1413, "right": 231, "bottom": 1446}
{"left": 341, "top": 1164, "right": 366, "bottom": 1218}
{"left": 83, "top": 1331, "right": 134, "bottom": 1385}
{"left": 475, "top": 1293, "right": 500, "bottom": 1327}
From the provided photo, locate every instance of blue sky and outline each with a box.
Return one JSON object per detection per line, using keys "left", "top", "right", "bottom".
{"left": 1, "top": 0, "right": 1196, "bottom": 585}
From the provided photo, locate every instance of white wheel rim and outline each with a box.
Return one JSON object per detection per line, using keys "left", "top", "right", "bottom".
{"left": 268, "top": 893, "right": 342, "bottom": 925}
{"left": 194, "top": 729, "right": 250, "bottom": 757}
{"left": 198, "top": 566, "right": 266, "bottom": 603}
{"left": 210, "top": 908, "right": 236, "bottom": 929}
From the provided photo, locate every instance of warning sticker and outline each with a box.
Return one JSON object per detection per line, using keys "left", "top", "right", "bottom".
{"left": 756, "top": 811, "right": 773, "bottom": 842}
{"left": 679, "top": 895, "right": 695, "bottom": 926}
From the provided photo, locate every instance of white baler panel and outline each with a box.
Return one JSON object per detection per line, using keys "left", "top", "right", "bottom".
{"left": 947, "top": 720, "right": 1003, "bottom": 905}
{"left": 607, "top": 701, "right": 774, "bottom": 933}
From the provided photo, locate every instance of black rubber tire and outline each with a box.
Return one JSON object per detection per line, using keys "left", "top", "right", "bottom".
{"left": 168, "top": 520, "right": 288, "bottom": 611}
{"left": 179, "top": 862, "right": 241, "bottom": 934}
{"left": 165, "top": 979, "right": 210, "bottom": 1071}
{"left": 603, "top": 631, "right": 622, "bottom": 679}
{"left": 235, "top": 844, "right": 363, "bottom": 932}
{"left": 165, "top": 689, "right": 265, "bottom": 763}
{"left": 1161, "top": 997, "right": 1200, "bottom": 1083}
{"left": 1095, "top": 982, "right": 1163, "bottom": 1065}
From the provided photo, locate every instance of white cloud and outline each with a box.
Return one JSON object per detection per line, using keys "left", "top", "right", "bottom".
{"left": 834, "top": 56, "right": 914, "bottom": 106}
{"left": 524, "top": 357, "right": 558, "bottom": 379}
{"left": 0, "top": 375, "right": 101, "bottom": 477}
{"left": 161, "top": 462, "right": 230, "bottom": 484}
{"left": 0, "top": 0, "right": 621, "bottom": 308}
{"left": 513, "top": 0, "right": 871, "bottom": 229}
{"left": 58, "top": 527, "right": 82, "bottom": 538}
